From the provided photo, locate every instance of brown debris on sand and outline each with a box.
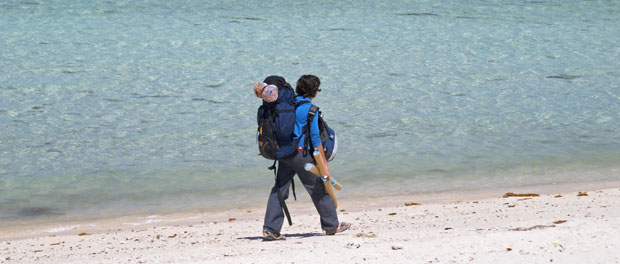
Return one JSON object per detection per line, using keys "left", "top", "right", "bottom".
{"left": 405, "top": 202, "right": 421, "bottom": 206}
{"left": 510, "top": 224, "right": 555, "bottom": 231}
{"left": 355, "top": 232, "right": 377, "bottom": 238}
{"left": 503, "top": 192, "right": 539, "bottom": 198}
{"left": 553, "top": 220, "right": 567, "bottom": 225}
{"left": 78, "top": 232, "right": 90, "bottom": 236}
{"left": 577, "top": 192, "right": 588, "bottom": 197}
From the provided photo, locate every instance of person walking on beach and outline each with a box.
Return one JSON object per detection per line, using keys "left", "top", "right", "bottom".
{"left": 254, "top": 75, "right": 350, "bottom": 240}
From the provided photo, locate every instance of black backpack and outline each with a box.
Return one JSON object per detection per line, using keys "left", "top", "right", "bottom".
{"left": 256, "top": 76, "right": 299, "bottom": 226}
{"left": 256, "top": 77, "right": 297, "bottom": 160}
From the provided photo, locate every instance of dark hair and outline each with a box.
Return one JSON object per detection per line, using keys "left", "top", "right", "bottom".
{"left": 296, "top": 75, "right": 321, "bottom": 98}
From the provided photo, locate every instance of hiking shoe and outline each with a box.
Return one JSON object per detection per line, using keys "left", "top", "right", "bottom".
{"left": 262, "top": 230, "right": 285, "bottom": 241}
{"left": 326, "top": 222, "right": 351, "bottom": 235}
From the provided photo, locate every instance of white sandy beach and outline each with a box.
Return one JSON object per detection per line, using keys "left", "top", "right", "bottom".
{"left": 2, "top": 182, "right": 620, "bottom": 264}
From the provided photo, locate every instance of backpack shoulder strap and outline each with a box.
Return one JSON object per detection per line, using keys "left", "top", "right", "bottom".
{"left": 303, "top": 104, "right": 320, "bottom": 150}
{"left": 307, "top": 104, "right": 319, "bottom": 125}
{"left": 308, "top": 105, "right": 319, "bottom": 116}
{"left": 269, "top": 160, "right": 294, "bottom": 226}
{"left": 296, "top": 100, "right": 311, "bottom": 108}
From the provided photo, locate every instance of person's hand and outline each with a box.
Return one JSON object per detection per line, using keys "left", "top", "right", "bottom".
{"left": 253, "top": 82, "right": 264, "bottom": 98}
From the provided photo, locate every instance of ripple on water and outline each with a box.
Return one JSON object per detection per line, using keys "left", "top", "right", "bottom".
{"left": 546, "top": 74, "right": 580, "bottom": 80}
{"left": 395, "top": 12, "right": 439, "bottom": 17}
{"left": 366, "top": 132, "right": 399, "bottom": 139}
{"left": 192, "top": 98, "right": 226, "bottom": 104}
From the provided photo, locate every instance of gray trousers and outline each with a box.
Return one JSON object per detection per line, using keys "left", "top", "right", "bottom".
{"left": 263, "top": 150, "right": 339, "bottom": 233}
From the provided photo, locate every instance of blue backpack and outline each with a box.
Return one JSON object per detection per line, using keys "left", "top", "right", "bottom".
{"left": 256, "top": 76, "right": 297, "bottom": 160}
{"left": 296, "top": 101, "right": 338, "bottom": 162}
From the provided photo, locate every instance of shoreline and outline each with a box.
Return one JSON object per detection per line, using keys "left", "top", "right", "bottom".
{"left": 2, "top": 179, "right": 619, "bottom": 241}
{"left": 2, "top": 162, "right": 618, "bottom": 232}
{"left": 2, "top": 180, "right": 620, "bottom": 263}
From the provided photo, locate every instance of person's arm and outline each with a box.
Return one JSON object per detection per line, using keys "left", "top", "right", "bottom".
{"left": 309, "top": 110, "right": 322, "bottom": 148}
{"left": 309, "top": 108, "right": 327, "bottom": 174}
{"left": 314, "top": 145, "right": 330, "bottom": 178}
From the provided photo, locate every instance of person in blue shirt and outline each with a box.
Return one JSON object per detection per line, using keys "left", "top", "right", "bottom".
{"left": 294, "top": 86, "right": 322, "bottom": 152}
{"left": 261, "top": 75, "right": 350, "bottom": 240}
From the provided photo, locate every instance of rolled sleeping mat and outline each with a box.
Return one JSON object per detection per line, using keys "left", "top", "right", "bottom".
{"left": 304, "top": 163, "right": 343, "bottom": 190}
{"left": 313, "top": 149, "right": 338, "bottom": 208}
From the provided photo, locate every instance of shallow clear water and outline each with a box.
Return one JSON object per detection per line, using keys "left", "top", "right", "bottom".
{"left": 1, "top": 0, "right": 619, "bottom": 223}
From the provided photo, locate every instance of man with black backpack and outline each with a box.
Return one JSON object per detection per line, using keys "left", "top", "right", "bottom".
{"left": 254, "top": 75, "right": 350, "bottom": 241}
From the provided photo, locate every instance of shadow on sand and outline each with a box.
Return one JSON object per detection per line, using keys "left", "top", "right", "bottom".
{"left": 239, "top": 232, "right": 324, "bottom": 241}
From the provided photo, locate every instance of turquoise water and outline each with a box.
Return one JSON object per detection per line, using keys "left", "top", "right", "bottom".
{"left": 1, "top": 0, "right": 619, "bottom": 223}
